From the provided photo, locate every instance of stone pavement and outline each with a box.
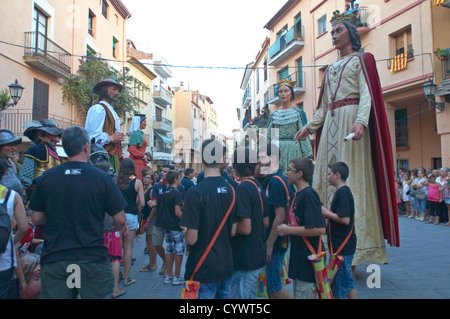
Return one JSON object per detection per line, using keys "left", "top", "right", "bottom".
{"left": 115, "top": 215, "right": 450, "bottom": 299}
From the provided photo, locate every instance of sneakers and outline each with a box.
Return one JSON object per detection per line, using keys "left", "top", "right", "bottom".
{"left": 164, "top": 275, "right": 173, "bottom": 284}
{"left": 164, "top": 275, "right": 185, "bottom": 285}
{"left": 172, "top": 277, "right": 185, "bottom": 286}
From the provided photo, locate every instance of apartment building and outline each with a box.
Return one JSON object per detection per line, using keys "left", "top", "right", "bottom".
{"left": 0, "top": 0, "right": 131, "bottom": 155}
{"left": 173, "top": 84, "right": 216, "bottom": 172}
{"left": 239, "top": 0, "right": 450, "bottom": 170}
{"left": 124, "top": 40, "right": 156, "bottom": 159}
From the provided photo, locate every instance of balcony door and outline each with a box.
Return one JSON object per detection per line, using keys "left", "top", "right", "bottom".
{"left": 33, "top": 7, "right": 48, "bottom": 54}
{"left": 32, "top": 78, "right": 49, "bottom": 121}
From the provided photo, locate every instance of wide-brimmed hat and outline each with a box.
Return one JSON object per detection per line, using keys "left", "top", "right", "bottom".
{"left": 23, "top": 119, "right": 64, "bottom": 143}
{"left": 0, "top": 129, "right": 21, "bottom": 147}
{"left": 93, "top": 78, "right": 123, "bottom": 95}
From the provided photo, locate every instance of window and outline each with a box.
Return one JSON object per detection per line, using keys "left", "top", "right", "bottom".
{"left": 33, "top": 7, "right": 48, "bottom": 36}
{"left": 395, "top": 109, "right": 408, "bottom": 148}
{"left": 256, "top": 68, "right": 260, "bottom": 93}
{"left": 102, "top": 0, "right": 108, "bottom": 19}
{"left": 32, "top": 78, "right": 49, "bottom": 121}
{"left": 297, "top": 58, "right": 303, "bottom": 87}
{"left": 278, "top": 67, "right": 289, "bottom": 81}
{"left": 263, "top": 56, "right": 268, "bottom": 82}
{"left": 88, "top": 10, "right": 95, "bottom": 37}
{"left": 397, "top": 159, "right": 409, "bottom": 171}
{"left": 318, "top": 15, "right": 327, "bottom": 36}
{"left": 294, "top": 13, "right": 302, "bottom": 39}
{"left": 112, "top": 37, "right": 119, "bottom": 58}
{"left": 391, "top": 26, "right": 413, "bottom": 57}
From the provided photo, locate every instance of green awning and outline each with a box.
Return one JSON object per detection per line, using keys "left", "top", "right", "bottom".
{"left": 154, "top": 131, "right": 174, "bottom": 144}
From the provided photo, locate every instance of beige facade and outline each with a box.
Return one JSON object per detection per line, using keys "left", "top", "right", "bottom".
{"left": 123, "top": 40, "right": 156, "bottom": 159}
{"left": 0, "top": 0, "right": 131, "bottom": 155}
{"left": 173, "top": 84, "right": 215, "bottom": 172}
{"left": 239, "top": 0, "right": 450, "bottom": 171}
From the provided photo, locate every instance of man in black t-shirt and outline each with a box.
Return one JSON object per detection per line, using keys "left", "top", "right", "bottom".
{"left": 30, "top": 126, "right": 127, "bottom": 299}
{"left": 322, "top": 161, "right": 357, "bottom": 299}
{"left": 230, "top": 147, "right": 267, "bottom": 299}
{"left": 181, "top": 138, "right": 237, "bottom": 299}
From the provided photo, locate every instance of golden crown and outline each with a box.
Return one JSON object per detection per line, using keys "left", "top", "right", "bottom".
{"left": 330, "top": 10, "right": 358, "bottom": 25}
{"left": 277, "top": 78, "right": 296, "bottom": 87}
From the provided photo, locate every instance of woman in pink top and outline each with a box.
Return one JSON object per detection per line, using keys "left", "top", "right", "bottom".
{"left": 426, "top": 175, "right": 443, "bottom": 225}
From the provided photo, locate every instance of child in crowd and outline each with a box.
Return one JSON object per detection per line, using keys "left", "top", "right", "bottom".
{"left": 321, "top": 162, "right": 357, "bottom": 299}
{"left": 230, "top": 148, "right": 267, "bottom": 299}
{"left": 408, "top": 169, "right": 419, "bottom": 219}
{"left": 402, "top": 172, "right": 412, "bottom": 218}
{"left": 426, "top": 174, "right": 443, "bottom": 225}
{"left": 161, "top": 170, "right": 185, "bottom": 285}
{"left": 277, "top": 157, "right": 326, "bottom": 299}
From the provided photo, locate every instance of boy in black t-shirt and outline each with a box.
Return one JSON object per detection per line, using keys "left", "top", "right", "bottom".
{"left": 230, "top": 147, "right": 267, "bottom": 299}
{"left": 181, "top": 139, "right": 237, "bottom": 299}
{"left": 278, "top": 157, "right": 326, "bottom": 299}
{"left": 322, "top": 161, "right": 357, "bottom": 299}
{"left": 161, "top": 170, "right": 185, "bottom": 286}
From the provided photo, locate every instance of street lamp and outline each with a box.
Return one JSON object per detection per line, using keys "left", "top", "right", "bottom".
{"left": 422, "top": 79, "right": 445, "bottom": 111}
{"left": 8, "top": 79, "right": 24, "bottom": 105}
{"left": 1, "top": 79, "right": 25, "bottom": 111}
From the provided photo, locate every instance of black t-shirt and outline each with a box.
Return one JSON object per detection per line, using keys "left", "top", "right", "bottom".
{"left": 151, "top": 181, "right": 169, "bottom": 226}
{"left": 161, "top": 187, "right": 184, "bottom": 231}
{"left": 121, "top": 178, "right": 138, "bottom": 215}
{"left": 181, "top": 177, "right": 195, "bottom": 192}
{"left": 141, "top": 187, "right": 152, "bottom": 219}
{"left": 327, "top": 185, "right": 357, "bottom": 256}
{"left": 181, "top": 176, "right": 237, "bottom": 283}
{"left": 266, "top": 170, "right": 293, "bottom": 254}
{"left": 29, "top": 161, "right": 127, "bottom": 265}
{"left": 288, "top": 186, "right": 326, "bottom": 283}
{"left": 231, "top": 178, "right": 267, "bottom": 271}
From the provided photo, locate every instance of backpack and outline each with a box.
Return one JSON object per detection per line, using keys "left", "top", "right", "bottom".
{"left": 0, "top": 185, "right": 13, "bottom": 254}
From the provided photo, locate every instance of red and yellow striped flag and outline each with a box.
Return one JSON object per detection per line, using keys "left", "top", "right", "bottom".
{"left": 434, "top": 0, "right": 444, "bottom": 6}
{"left": 390, "top": 52, "right": 408, "bottom": 72}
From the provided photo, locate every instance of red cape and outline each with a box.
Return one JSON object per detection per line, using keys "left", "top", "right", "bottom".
{"left": 315, "top": 52, "right": 399, "bottom": 247}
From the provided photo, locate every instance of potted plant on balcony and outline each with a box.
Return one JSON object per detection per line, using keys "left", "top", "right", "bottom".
{"left": 434, "top": 48, "right": 449, "bottom": 61}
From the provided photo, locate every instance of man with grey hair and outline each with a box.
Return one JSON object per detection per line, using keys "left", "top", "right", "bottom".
{"left": 30, "top": 126, "right": 127, "bottom": 299}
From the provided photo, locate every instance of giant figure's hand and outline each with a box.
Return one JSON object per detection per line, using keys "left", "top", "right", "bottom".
{"left": 350, "top": 122, "right": 365, "bottom": 141}
{"left": 109, "top": 132, "right": 124, "bottom": 143}
{"left": 294, "top": 126, "right": 310, "bottom": 143}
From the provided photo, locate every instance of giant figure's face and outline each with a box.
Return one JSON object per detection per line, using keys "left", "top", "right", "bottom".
{"left": 331, "top": 22, "right": 351, "bottom": 51}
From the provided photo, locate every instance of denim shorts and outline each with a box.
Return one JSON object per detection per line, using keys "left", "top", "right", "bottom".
{"left": 266, "top": 252, "right": 285, "bottom": 294}
{"left": 331, "top": 254, "right": 355, "bottom": 299}
{"left": 230, "top": 267, "right": 265, "bottom": 299}
{"left": 198, "top": 277, "right": 232, "bottom": 299}
{"left": 445, "top": 198, "right": 450, "bottom": 205}
{"left": 125, "top": 213, "right": 139, "bottom": 230}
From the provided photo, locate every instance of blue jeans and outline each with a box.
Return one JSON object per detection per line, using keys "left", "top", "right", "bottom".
{"left": 266, "top": 252, "right": 285, "bottom": 294}
{"left": 230, "top": 267, "right": 265, "bottom": 299}
{"left": 198, "top": 277, "right": 232, "bottom": 299}
{"left": 415, "top": 197, "right": 427, "bottom": 214}
{"left": 331, "top": 254, "right": 355, "bottom": 299}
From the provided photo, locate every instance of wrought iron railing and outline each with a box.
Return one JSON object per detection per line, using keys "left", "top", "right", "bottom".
{"left": 24, "top": 31, "right": 71, "bottom": 73}
{"left": 1, "top": 110, "right": 83, "bottom": 137}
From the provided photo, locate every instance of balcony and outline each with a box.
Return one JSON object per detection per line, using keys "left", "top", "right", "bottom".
{"left": 267, "top": 71, "right": 306, "bottom": 105}
{"left": 153, "top": 85, "right": 173, "bottom": 106}
{"left": 386, "top": 49, "right": 414, "bottom": 70}
{"left": 154, "top": 57, "right": 172, "bottom": 78}
{"left": 268, "top": 26, "right": 304, "bottom": 66}
{"left": 242, "top": 86, "right": 251, "bottom": 108}
{"left": 153, "top": 115, "right": 172, "bottom": 133}
{"left": 23, "top": 31, "right": 71, "bottom": 79}
{"left": 1, "top": 110, "right": 83, "bottom": 139}
{"left": 443, "top": 0, "right": 450, "bottom": 8}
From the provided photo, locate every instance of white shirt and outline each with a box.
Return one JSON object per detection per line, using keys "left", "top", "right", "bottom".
{"left": 0, "top": 190, "right": 18, "bottom": 271}
{"left": 85, "top": 101, "right": 121, "bottom": 146}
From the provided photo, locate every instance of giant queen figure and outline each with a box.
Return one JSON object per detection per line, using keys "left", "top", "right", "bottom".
{"left": 295, "top": 11, "right": 399, "bottom": 265}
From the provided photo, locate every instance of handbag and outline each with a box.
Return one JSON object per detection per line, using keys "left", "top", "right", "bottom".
{"left": 181, "top": 186, "right": 236, "bottom": 299}
{"left": 415, "top": 189, "right": 426, "bottom": 200}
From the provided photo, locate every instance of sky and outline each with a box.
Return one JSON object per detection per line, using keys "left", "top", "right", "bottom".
{"left": 121, "top": 0, "right": 288, "bottom": 137}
